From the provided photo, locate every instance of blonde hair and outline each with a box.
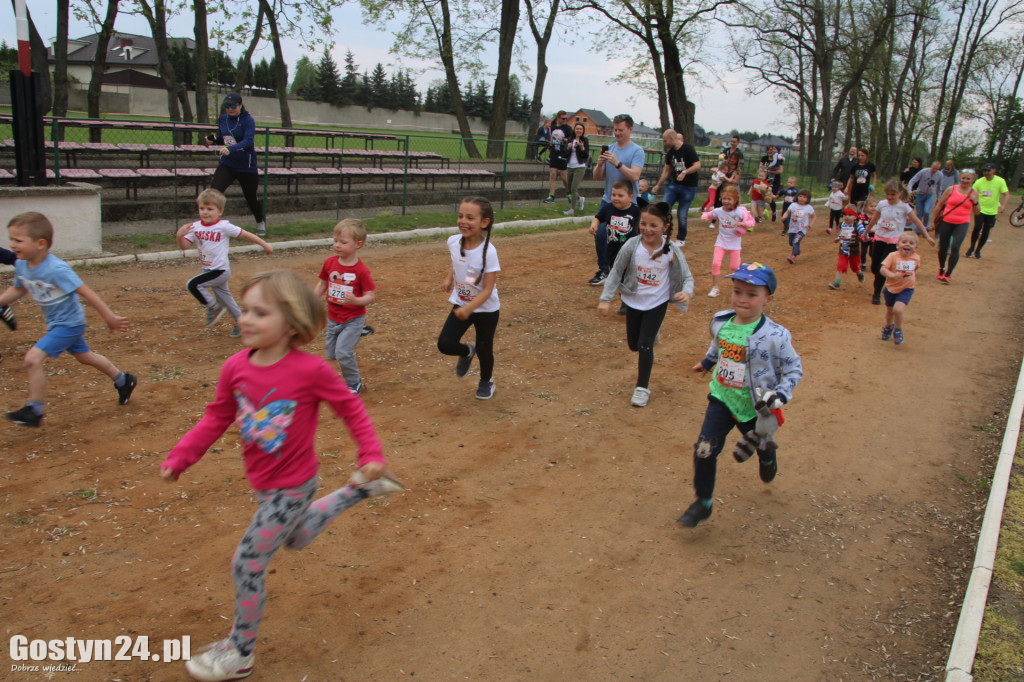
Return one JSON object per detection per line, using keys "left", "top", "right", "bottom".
{"left": 7, "top": 211, "right": 54, "bottom": 247}
{"left": 241, "top": 270, "right": 326, "bottom": 346}
{"left": 333, "top": 218, "right": 367, "bottom": 242}
{"left": 196, "top": 188, "right": 227, "bottom": 210}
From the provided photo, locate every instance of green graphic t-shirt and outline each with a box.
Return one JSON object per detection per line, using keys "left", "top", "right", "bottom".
{"left": 972, "top": 176, "right": 1008, "bottom": 215}
{"left": 708, "top": 315, "right": 761, "bottom": 421}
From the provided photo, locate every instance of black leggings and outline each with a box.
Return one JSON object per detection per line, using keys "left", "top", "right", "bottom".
{"left": 968, "top": 213, "right": 996, "bottom": 256}
{"left": 625, "top": 300, "right": 667, "bottom": 389}
{"left": 211, "top": 165, "right": 264, "bottom": 223}
{"left": 437, "top": 307, "right": 499, "bottom": 382}
{"left": 829, "top": 208, "right": 843, "bottom": 231}
{"left": 871, "top": 240, "right": 898, "bottom": 297}
{"left": 937, "top": 221, "right": 969, "bottom": 276}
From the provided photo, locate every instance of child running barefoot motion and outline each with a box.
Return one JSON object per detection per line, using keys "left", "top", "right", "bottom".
{"left": 314, "top": 218, "right": 376, "bottom": 394}
{"left": 679, "top": 263, "right": 803, "bottom": 528}
{"left": 865, "top": 178, "right": 934, "bottom": 305}
{"left": 879, "top": 232, "right": 921, "bottom": 345}
{"left": 702, "top": 185, "right": 754, "bottom": 298}
{"left": 160, "top": 270, "right": 403, "bottom": 682}
{"left": 828, "top": 206, "right": 867, "bottom": 290}
{"left": 438, "top": 196, "right": 501, "bottom": 400}
{"left": 176, "top": 189, "right": 273, "bottom": 337}
{"left": 1, "top": 212, "right": 135, "bottom": 427}
{"left": 597, "top": 202, "right": 694, "bottom": 407}
{"left": 781, "top": 189, "right": 815, "bottom": 264}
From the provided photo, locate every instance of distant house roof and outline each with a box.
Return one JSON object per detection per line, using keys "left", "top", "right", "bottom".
{"left": 577, "top": 108, "right": 613, "bottom": 128}
{"left": 48, "top": 32, "right": 195, "bottom": 68}
{"left": 633, "top": 123, "right": 661, "bottom": 138}
{"left": 752, "top": 135, "right": 793, "bottom": 149}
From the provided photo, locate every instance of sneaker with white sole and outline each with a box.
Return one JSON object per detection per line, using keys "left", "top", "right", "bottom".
{"left": 255, "top": 221, "right": 266, "bottom": 236}
{"left": 588, "top": 270, "right": 609, "bottom": 286}
{"left": 476, "top": 379, "right": 496, "bottom": 400}
{"left": 563, "top": 208, "right": 575, "bottom": 216}
{"left": 0, "top": 305, "right": 16, "bottom": 331}
{"left": 630, "top": 386, "right": 650, "bottom": 407}
{"left": 230, "top": 325, "right": 241, "bottom": 338}
{"left": 116, "top": 373, "right": 138, "bottom": 405}
{"left": 455, "top": 342, "right": 476, "bottom": 378}
{"left": 206, "top": 305, "right": 225, "bottom": 327}
{"left": 708, "top": 286, "right": 720, "bottom": 298}
{"left": 5, "top": 404, "right": 42, "bottom": 428}
{"left": 350, "top": 470, "right": 406, "bottom": 497}
{"left": 577, "top": 194, "right": 585, "bottom": 211}
{"left": 184, "top": 639, "right": 254, "bottom": 682}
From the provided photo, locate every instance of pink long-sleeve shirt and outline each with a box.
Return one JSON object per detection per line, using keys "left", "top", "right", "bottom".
{"left": 162, "top": 348, "right": 386, "bottom": 490}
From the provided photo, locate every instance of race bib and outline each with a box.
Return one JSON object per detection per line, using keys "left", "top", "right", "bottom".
{"left": 224, "top": 135, "right": 237, "bottom": 146}
{"left": 982, "top": 190, "right": 992, "bottom": 197}
{"left": 877, "top": 220, "right": 899, "bottom": 237}
{"left": 715, "top": 356, "right": 746, "bottom": 389}
{"left": 456, "top": 282, "right": 475, "bottom": 302}
{"left": 327, "top": 281, "right": 352, "bottom": 304}
{"left": 857, "top": 176, "right": 866, "bottom": 183}
{"left": 839, "top": 225, "right": 854, "bottom": 240}
{"left": 896, "top": 260, "right": 916, "bottom": 273}
{"left": 636, "top": 265, "right": 662, "bottom": 287}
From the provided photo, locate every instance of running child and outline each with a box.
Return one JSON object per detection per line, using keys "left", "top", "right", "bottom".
{"left": 859, "top": 197, "right": 877, "bottom": 275}
{"left": 160, "top": 269, "right": 403, "bottom": 681}
{"left": 598, "top": 201, "right": 694, "bottom": 407}
{"left": 679, "top": 263, "right": 803, "bottom": 528}
{"left": 825, "top": 181, "right": 848, "bottom": 234}
{"left": 590, "top": 179, "right": 642, "bottom": 285}
{"left": 701, "top": 185, "right": 754, "bottom": 298}
{"left": 782, "top": 188, "right": 815, "bottom": 264}
{"left": 879, "top": 232, "right": 921, "bottom": 345}
{"left": 0, "top": 212, "right": 135, "bottom": 427}
{"left": 637, "top": 178, "right": 654, "bottom": 208}
{"left": 865, "top": 178, "right": 934, "bottom": 305}
{"left": 702, "top": 161, "right": 729, "bottom": 212}
{"left": 749, "top": 169, "right": 773, "bottom": 223}
{"left": 313, "top": 218, "right": 376, "bottom": 395}
{"left": 176, "top": 189, "right": 274, "bottom": 337}
{"left": 438, "top": 196, "right": 501, "bottom": 400}
{"left": 828, "top": 206, "right": 867, "bottom": 289}
{"left": 778, "top": 176, "right": 799, "bottom": 235}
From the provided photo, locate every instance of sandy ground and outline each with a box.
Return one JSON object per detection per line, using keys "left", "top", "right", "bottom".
{"left": 1, "top": 211, "right": 1020, "bottom": 681}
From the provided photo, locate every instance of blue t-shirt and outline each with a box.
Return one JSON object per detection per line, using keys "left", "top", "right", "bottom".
{"left": 602, "top": 142, "right": 646, "bottom": 203}
{"left": 13, "top": 254, "right": 86, "bottom": 329}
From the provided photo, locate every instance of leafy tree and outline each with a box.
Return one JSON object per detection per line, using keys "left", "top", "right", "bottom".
{"left": 291, "top": 55, "right": 315, "bottom": 96}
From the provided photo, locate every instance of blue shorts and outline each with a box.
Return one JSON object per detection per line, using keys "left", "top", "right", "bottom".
{"left": 882, "top": 287, "right": 914, "bottom": 307}
{"left": 36, "top": 325, "right": 90, "bottom": 358}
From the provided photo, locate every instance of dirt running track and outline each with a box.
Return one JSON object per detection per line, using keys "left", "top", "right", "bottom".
{"left": 1, "top": 211, "right": 1021, "bottom": 681}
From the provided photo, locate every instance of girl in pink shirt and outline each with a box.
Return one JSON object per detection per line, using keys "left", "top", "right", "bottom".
{"left": 160, "top": 270, "right": 403, "bottom": 681}
{"left": 701, "top": 185, "right": 755, "bottom": 298}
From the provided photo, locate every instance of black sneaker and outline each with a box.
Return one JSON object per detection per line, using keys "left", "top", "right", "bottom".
{"left": 871, "top": 294, "right": 881, "bottom": 305}
{"left": 677, "top": 500, "right": 712, "bottom": 528}
{"left": 856, "top": 271, "right": 865, "bottom": 282}
{"left": 361, "top": 325, "right": 375, "bottom": 337}
{"left": 759, "top": 456, "right": 778, "bottom": 483}
{"left": 116, "top": 373, "right": 138, "bottom": 405}
{"left": 475, "top": 379, "right": 495, "bottom": 400}
{"left": 0, "top": 305, "right": 15, "bottom": 331}
{"left": 455, "top": 342, "right": 476, "bottom": 378}
{"left": 588, "top": 270, "right": 608, "bottom": 286}
{"left": 974, "top": 252, "right": 981, "bottom": 259}
{"left": 5, "top": 405, "right": 42, "bottom": 427}
{"left": 964, "top": 249, "right": 974, "bottom": 258}
{"left": 617, "top": 302, "right": 627, "bottom": 315}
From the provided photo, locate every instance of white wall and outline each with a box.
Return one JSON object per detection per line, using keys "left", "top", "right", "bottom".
{"left": 0, "top": 183, "right": 103, "bottom": 257}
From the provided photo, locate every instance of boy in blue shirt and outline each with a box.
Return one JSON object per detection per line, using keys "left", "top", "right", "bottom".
{"left": 680, "top": 263, "right": 803, "bottom": 528}
{"left": 0, "top": 212, "right": 136, "bottom": 427}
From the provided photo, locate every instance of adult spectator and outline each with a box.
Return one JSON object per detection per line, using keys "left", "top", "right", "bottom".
{"left": 832, "top": 146, "right": 859, "bottom": 187}
{"left": 563, "top": 122, "right": 590, "bottom": 216}
{"left": 721, "top": 135, "right": 744, "bottom": 162}
{"left": 715, "top": 151, "right": 742, "bottom": 208}
{"left": 533, "top": 119, "right": 551, "bottom": 162}
{"left": 206, "top": 93, "right": 265, "bottom": 235}
{"left": 589, "top": 114, "right": 645, "bottom": 285}
{"left": 966, "top": 162, "right": 1010, "bottom": 259}
{"left": 900, "top": 157, "right": 922, "bottom": 186}
{"left": 930, "top": 168, "right": 979, "bottom": 283}
{"left": 544, "top": 111, "right": 574, "bottom": 204}
{"left": 908, "top": 161, "right": 942, "bottom": 225}
{"left": 760, "top": 144, "right": 784, "bottom": 221}
{"left": 651, "top": 128, "right": 700, "bottom": 244}
{"left": 937, "top": 159, "right": 960, "bottom": 195}
{"left": 844, "top": 148, "right": 876, "bottom": 210}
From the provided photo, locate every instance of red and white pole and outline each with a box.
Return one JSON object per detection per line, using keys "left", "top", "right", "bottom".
{"left": 14, "top": 0, "right": 31, "bottom": 76}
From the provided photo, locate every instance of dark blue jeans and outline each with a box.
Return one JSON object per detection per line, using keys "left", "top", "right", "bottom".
{"left": 663, "top": 183, "right": 697, "bottom": 242}
{"left": 693, "top": 395, "right": 764, "bottom": 500}
{"left": 595, "top": 199, "right": 610, "bottom": 272}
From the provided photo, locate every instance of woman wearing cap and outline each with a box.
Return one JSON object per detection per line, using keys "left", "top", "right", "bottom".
{"left": 206, "top": 93, "right": 266, "bottom": 235}
{"left": 930, "top": 168, "right": 979, "bottom": 283}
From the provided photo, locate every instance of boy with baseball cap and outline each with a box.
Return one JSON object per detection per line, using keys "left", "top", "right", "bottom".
{"left": 680, "top": 263, "right": 803, "bottom": 528}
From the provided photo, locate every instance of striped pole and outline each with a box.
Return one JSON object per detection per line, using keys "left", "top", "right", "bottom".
{"left": 14, "top": 0, "right": 31, "bottom": 75}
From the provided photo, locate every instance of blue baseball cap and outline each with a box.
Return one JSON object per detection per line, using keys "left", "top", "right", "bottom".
{"left": 724, "top": 262, "right": 777, "bottom": 294}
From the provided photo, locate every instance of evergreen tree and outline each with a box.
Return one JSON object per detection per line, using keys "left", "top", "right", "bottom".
{"left": 313, "top": 49, "right": 342, "bottom": 105}
{"left": 339, "top": 50, "right": 361, "bottom": 106}
{"left": 253, "top": 58, "right": 273, "bottom": 91}
{"left": 367, "top": 63, "right": 388, "bottom": 110}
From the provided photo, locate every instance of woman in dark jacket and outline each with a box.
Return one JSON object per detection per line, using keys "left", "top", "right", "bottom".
{"left": 564, "top": 122, "right": 590, "bottom": 215}
{"left": 206, "top": 93, "right": 265, "bottom": 235}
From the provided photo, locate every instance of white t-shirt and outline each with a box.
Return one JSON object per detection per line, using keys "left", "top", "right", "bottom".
{"left": 826, "top": 190, "right": 848, "bottom": 210}
{"left": 567, "top": 138, "right": 586, "bottom": 169}
{"left": 710, "top": 169, "right": 726, "bottom": 189}
{"left": 620, "top": 237, "right": 674, "bottom": 311}
{"left": 874, "top": 200, "right": 914, "bottom": 244}
{"left": 183, "top": 219, "right": 243, "bottom": 270}
{"left": 447, "top": 234, "right": 501, "bottom": 313}
{"left": 711, "top": 207, "right": 751, "bottom": 250}
{"left": 787, "top": 203, "right": 815, "bottom": 234}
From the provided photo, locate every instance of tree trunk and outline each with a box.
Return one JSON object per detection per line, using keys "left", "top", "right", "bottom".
{"left": 138, "top": 0, "right": 184, "bottom": 142}
{"left": 930, "top": 0, "right": 967, "bottom": 156}
{"left": 436, "top": 0, "right": 480, "bottom": 158}
{"left": 259, "top": 0, "right": 292, "bottom": 129}
{"left": 1011, "top": 144, "right": 1024, "bottom": 191}
{"left": 994, "top": 52, "right": 1024, "bottom": 160}
{"left": 486, "top": 0, "right": 519, "bottom": 158}
{"left": 193, "top": 0, "right": 210, "bottom": 123}
{"left": 233, "top": 4, "right": 264, "bottom": 93}
{"left": 523, "top": 0, "right": 559, "bottom": 160}
{"left": 653, "top": 9, "right": 694, "bottom": 140}
{"left": 53, "top": 0, "right": 70, "bottom": 122}
{"left": 87, "top": 0, "right": 120, "bottom": 142}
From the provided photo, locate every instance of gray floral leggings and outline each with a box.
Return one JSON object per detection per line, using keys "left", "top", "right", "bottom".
{"left": 230, "top": 476, "right": 366, "bottom": 656}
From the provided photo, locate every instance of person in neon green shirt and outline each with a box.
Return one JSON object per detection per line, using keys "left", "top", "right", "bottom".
{"left": 966, "top": 163, "right": 1009, "bottom": 258}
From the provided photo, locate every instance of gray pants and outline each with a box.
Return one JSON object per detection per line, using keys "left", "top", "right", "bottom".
{"left": 324, "top": 316, "right": 365, "bottom": 386}
{"left": 187, "top": 269, "right": 241, "bottom": 321}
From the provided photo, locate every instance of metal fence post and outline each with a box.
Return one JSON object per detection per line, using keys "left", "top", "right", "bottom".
{"left": 401, "top": 135, "right": 410, "bottom": 216}
{"left": 172, "top": 121, "right": 180, "bottom": 231}
{"left": 50, "top": 118, "right": 61, "bottom": 185}
{"left": 261, "top": 127, "right": 270, "bottom": 222}
{"left": 500, "top": 140, "right": 508, "bottom": 210}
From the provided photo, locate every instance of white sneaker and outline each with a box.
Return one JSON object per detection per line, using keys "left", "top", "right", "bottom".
{"left": 708, "top": 287, "right": 721, "bottom": 298}
{"left": 185, "top": 639, "right": 254, "bottom": 682}
{"left": 577, "top": 194, "right": 585, "bottom": 211}
{"left": 563, "top": 208, "right": 575, "bottom": 216}
{"left": 630, "top": 386, "right": 651, "bottom": 407}
{"left": 350, "top": 470, "right": 406, "bottom": 497}
{"left": 675, "top": 239, "right": 685, "bottom": 247}
{"left": 255, "top": 221, "right": 266, "bottom": 236}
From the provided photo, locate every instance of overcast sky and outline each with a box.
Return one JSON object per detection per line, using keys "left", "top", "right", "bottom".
{"left": 1, "top": 2, "right": 794, "bottom": 136}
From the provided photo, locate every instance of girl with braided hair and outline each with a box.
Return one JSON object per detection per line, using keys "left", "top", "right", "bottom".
{"left": 437, "top": 197, "right": 501, "bottom": 400}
